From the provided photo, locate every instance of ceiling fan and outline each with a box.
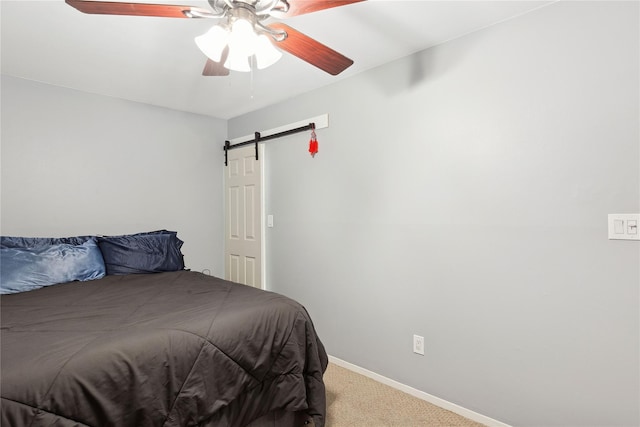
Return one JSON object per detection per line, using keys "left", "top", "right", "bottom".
{"left": 65, "top": 0, "right": 365, "bottom": 76}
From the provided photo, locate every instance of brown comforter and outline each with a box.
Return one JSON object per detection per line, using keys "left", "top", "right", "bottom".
{"left": 0, "top": 271, "right": 327, "bottom": 426}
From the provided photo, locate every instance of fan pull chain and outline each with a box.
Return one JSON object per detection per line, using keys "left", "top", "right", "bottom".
{"left": 249, "top": 57, "right": 255, "bottom": 99}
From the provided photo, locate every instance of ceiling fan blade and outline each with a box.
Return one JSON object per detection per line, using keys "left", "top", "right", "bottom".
{"left": 65, "top": 0, "right": 212, "bottom": 18}
{"left": 270, "top": 0, "right": 365, "bottom": 18}
{"left": 268, "top": 23, "right": 353, "bottom": 75}
{"left": 202, "top": 47, "right": 230, "bottom": 76}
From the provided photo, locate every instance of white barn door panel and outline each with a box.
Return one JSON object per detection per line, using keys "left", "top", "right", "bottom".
{"left": 224, "top": 145, "right": 262, "bottom": 288}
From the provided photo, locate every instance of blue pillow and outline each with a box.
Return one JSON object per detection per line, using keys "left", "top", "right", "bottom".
{"left": 97, "top": 230, "right": 185, "bottom": 275}
{"left": 0, "top": 239, "right": 106, "bottom": 294}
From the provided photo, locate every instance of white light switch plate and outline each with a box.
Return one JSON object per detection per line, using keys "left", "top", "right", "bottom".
{"left": 608, "top": 214, "right": 640, "bottom": 240}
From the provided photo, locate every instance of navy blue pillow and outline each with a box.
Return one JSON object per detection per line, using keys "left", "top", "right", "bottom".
{"left": 97, "top": 230, "right": 185, "bottom": 275}
{"left": 1, "top": 235, "right": 94, "bottom": 249}
{"left": 0, "top": 238, "right": 106, "bottom": 294}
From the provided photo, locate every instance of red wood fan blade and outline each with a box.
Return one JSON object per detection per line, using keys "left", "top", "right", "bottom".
{"left": 202, "top": 47, "right": 230, "bottom": 76}
{"left": 270, "top": 0, "right": 366, "bottom": 18}
{"left": 268, "top": 23, "right": 353, "bottom": 75}
{"left": 65, "top": 0, "right": 211, "bottom": 18}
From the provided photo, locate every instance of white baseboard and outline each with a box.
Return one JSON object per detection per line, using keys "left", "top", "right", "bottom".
{"left": 327, "top": 355, "right": 512, "bottom": 427}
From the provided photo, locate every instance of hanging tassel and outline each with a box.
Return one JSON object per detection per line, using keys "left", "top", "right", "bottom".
{"left": 309, "top": 125, "right": 318, "bottom": 158}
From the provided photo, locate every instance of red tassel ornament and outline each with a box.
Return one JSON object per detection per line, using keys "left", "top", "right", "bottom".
{"left": 309, "top": 128, "right": 318, "bottom": 157}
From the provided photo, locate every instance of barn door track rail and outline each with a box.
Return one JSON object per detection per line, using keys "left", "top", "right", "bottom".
{"left": 224, "top": 122, "right": 315, "bottom": 166}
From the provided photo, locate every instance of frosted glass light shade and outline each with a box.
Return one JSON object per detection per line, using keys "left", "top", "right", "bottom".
{"left": 254, "top": 34, "right": 282, "bottom": 69}
{"left": 228, "top": 18, "right": 257, "bottom": 57}
{"left": 224, "top": 47, "right": 251, "bottom": 72}
{"left": 195, "top": 25, "right": 229, "bottom": 62}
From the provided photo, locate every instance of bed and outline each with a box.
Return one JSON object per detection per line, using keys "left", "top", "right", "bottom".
{"left": 0, "top": 232, "right": 328, "bottom": 427}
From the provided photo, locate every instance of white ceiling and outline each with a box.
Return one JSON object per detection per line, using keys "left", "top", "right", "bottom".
{"left": 1, "top": 0, "right": 554, "bottom": 119}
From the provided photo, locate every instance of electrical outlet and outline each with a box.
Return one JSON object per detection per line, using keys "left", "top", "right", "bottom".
{"left": 413, "top": 334, "right": 425, "bottom": 356}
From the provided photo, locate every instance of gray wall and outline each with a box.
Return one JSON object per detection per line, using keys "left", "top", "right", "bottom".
{"left": 1, "top": 75, "right": 226, "bottom": 275}
{"left": 228, "top": 2, "right": 639, "bottom": 426}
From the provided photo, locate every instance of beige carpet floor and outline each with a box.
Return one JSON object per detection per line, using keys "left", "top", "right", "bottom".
{"left": 323, "top": 363, "right": 488, "bottom": 427}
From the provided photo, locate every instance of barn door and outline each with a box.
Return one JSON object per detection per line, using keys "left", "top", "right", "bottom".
{"left": 224, "top": 144, "right": 262, "bottom": 288}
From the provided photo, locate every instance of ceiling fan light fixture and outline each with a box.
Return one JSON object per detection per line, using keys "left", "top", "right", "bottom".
{"left": 254, "top": 34, "right": 282, "bottom": 69}
{"left": 195, "top": 25, "right": 229, "bottom": 62}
